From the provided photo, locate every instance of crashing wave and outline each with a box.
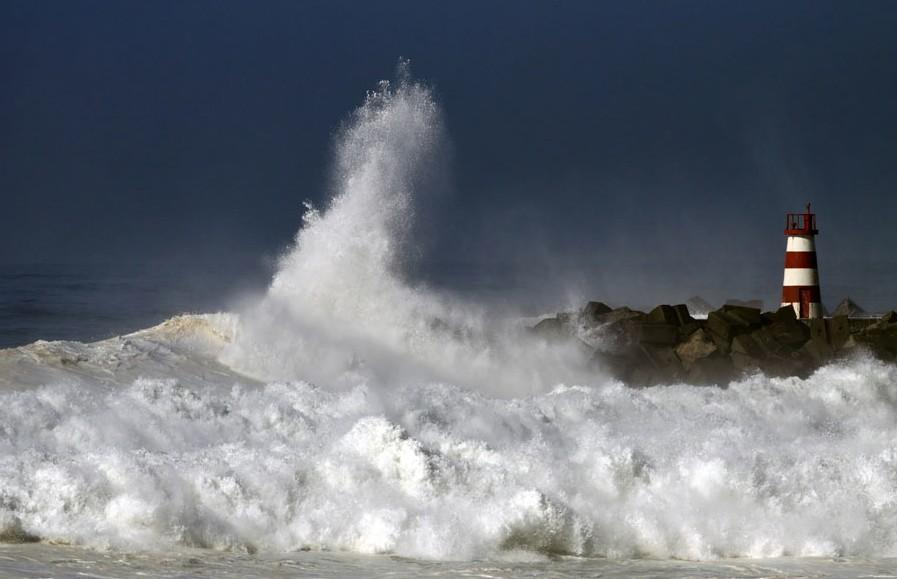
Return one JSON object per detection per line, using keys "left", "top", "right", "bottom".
{"left": 3, "top": 64, "right": 897, "bottom": 561}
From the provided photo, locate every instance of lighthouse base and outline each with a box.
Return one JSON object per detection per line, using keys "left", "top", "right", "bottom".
{"left": 781, "top": 301, "right": 823, "bottom": 320}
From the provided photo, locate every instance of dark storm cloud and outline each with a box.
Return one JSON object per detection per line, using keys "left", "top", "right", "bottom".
{"left": 2, "top": 0, "right": 896, "bottom": 309}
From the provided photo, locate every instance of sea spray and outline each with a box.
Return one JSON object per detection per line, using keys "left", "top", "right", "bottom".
{"left": 220, "top": 64, "right": 596, "bottom": 395}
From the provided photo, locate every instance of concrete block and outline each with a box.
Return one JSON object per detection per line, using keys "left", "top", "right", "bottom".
{"left": 582, "top": 301, "right": 612, "bottom": 323}
{"left": 826, "top": 315, "right": 851, "bottom": 350}
{"left": 720, "top": 304, "right": 763, "bottom": 327}
{"left": 634, "top": 322, "right": 680, "bottom": 346}
{"left": 731, "top": 333, "right": 767, "bottom": 359}
{"left": 675, "top": 328, "right": 718, "bottom": 370}
{"left": 644, "top": 305, "right": 681, "bottom": 326}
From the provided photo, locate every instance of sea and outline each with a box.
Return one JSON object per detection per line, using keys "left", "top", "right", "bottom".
{"left": 3, "top": 71, "right": 897, "bottom": 578}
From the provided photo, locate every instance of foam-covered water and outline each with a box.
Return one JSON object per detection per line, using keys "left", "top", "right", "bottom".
{"left": 3, "top": 65, "right": 897, "bottom": 576}
{"left": 3, "top": 319, "right": 897, "bottom": 562}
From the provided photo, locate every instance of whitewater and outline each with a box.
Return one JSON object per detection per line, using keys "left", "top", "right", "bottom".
{"left": 2, "top": 67, "right": 897, "bottom": 577}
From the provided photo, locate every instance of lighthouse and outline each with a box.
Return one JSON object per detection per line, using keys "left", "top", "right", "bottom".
{"left": 781, "top": 203, "right": 822, "bottom": 319}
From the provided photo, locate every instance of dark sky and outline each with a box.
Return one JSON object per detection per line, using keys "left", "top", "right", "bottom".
{"left": 2, "top": 1, "right": 896, "bottom": 309}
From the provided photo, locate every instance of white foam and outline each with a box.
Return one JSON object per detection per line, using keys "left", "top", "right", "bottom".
{"left": 3, "top": 344, "right": 897, "bottom": 560}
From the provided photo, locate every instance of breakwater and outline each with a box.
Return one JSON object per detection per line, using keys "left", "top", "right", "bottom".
{"left": 531, "top": 302, "right": 897, "bottom": 385}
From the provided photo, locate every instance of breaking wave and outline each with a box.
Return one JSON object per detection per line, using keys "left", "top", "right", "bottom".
{"left": 2, "top": 64, "right": 897, "bottom": 562}
{"left": 219, "top": 61, "right": 595, "bottom": 396}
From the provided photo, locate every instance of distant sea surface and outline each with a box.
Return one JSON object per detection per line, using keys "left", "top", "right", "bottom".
{"left": 0, "top": 262, "right": 269, "bottom": 348}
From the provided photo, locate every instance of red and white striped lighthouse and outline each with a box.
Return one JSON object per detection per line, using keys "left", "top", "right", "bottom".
{"left": 781, "top": 203, "right": 822, "bottom": 319}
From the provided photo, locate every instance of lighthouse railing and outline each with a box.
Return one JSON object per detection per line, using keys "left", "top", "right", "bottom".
{"left": 784, "top": 213, "right": 817, "bottom": 235}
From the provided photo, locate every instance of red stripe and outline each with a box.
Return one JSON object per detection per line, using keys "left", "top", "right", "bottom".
{"left": 784, "top": 252, "right": 817, "bottom": 268}
{"left": 782, "top": 286, "right": 821, "bottom": 302}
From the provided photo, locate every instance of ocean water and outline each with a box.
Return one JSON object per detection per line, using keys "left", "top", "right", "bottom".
{"left": 2, "top": 544, "right": 897, "bottom": 579}
{"left": 0, "top": 261, "right": 270, "bottom": 350}
{"left": 3, "top": 67, "right": 897, "bottom": 578}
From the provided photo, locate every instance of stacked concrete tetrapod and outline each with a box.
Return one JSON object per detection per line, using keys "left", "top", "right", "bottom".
{"left": 782, "top": 203, "right": 823, "bottom": 319}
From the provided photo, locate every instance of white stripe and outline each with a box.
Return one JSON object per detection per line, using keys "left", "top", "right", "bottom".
{"left": 808, "top": 303, "right": 822, "bottom": 318}
{"left": 783, "top": 268, "right": 819, "bottom": 286}
{"left": 786, "top": 236, "right": 816, "bottom": 252}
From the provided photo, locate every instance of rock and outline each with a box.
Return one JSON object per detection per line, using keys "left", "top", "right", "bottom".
{"left": 575, "top": 299, "right": 897, "bottom": 387}
{"left": 731, "top": 333, "right": 767, "bottom": 359}
{"left": 706, "top": 306, "right": 763, "bottom": 352}
{"left": 634, "top": 306, "right": 686, "bottom": 346}
{"left": 732, "top": 326, "right": 817, "bottom": 376}
{"left": 731, "top": 328, "right": 801, "bottom": 374}
{"left": 633, "top": 322, "right": 680, "bottom": 346}
{"left": 590, "top": 351, "right": 631, "bottom": 382}
{"left": 746, "top": 326, "right": 788, "bottom": 356}
{"left": 798, "top": 318, "right": 833, "bottom": 362}
{"left": 765, "top": 307, "right": 810, "bottom": 350}
{"left": 826, "top": 315, "right": 851, "bottom": 350}
{"left": 720, "top": 304, "right": 764, "bottom": 326}
{"left": 801, "top": 335, "right": 834, "bottom": 363}
{"left": 857, "top": 315, "right": 897, "bottom": 359}
{"left": 644, "top": 305, "right": 681, "bottom": 325}
{"left": 731, "top": 351, "right": 762, "bottom": 371}
{"left": 735, "top": 326, "right": 811, "bottom": 378}
{"left": 848, "top": 318, "right": 879, "bottom": 334}
{"left": 624, "top": 345, "right": 685, "bottom": 385}
{"left": 854, "top": 334, "right": 896, "bottom": 360}
{"left": 678, "top": 322, "right": 702, "bottom": 341}
{"left": 726, "top": 298, "right": 764, "bottom": 311}
{"left": 832, "top": 297, "right": 866, "bottom": 318}
{"left": 879, "top": 311, "right": 897, "bottom": 326}
{"left": 766, "top": 305, "right": 797, "bottom": 324}
{"left": 806, "top": 318, "right": 827, "bottom": 341}
{"left": 581, "top": 301, "right": 613, "bottom": 323}
{"left": 641, "top": 344, "right": 685, "bottom": 374}
{"left": 672, "top": 304, "right": 695, "bottom": 325}
{"left": 839, "top": 335, "right": 860, "bottom": 353}
{"left": 667, "top": 304, "right": 700, "bottom": 339}
{"left": 530, "top": 317, "right": 567, "bottom": 341}
{"left": 760, "top": 351, "right": 814, "bottom": 378}
{"left": 686, "top": 354, "right": 734, "bottom": 386}
{"left": 597, "top": 308, "right": 649, "bottom": 349}
{"left": 675, "top": 328, "right": 718, "bottom": 370}
{"left": 602, "top": 307, "right": 645, "bottom": 324}
{"left": 706, "top": 312, "right": 735, "bottom": 344}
